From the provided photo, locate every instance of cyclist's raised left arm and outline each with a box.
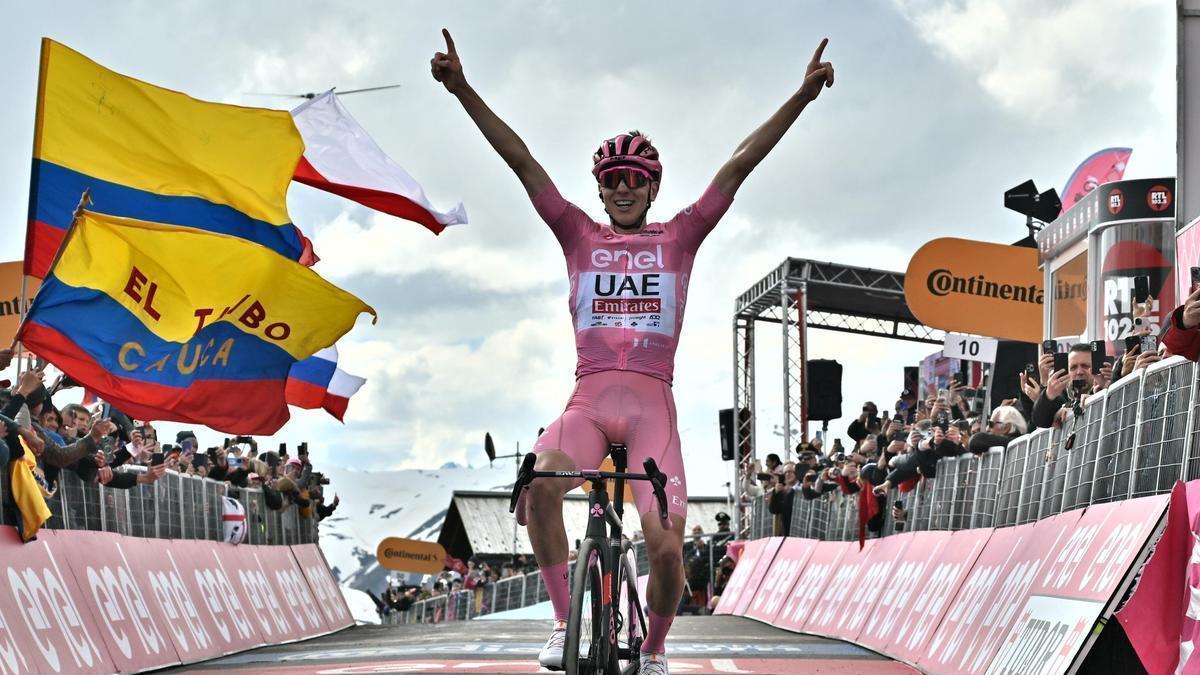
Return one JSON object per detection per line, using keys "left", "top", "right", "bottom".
{"left": 712, "top": 38, "right": 834, "bottom": 198}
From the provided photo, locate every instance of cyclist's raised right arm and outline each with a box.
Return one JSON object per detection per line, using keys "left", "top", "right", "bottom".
{"left": 432, "top": 29, "right": 550, "bottom": 198}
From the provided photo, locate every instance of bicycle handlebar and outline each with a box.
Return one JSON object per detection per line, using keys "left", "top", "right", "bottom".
{"left": 643, "top": 457, "right": 670, "bottom": 525}
{"left": 507, "top": 452, "right": 672, "bottom": 524}
{"left": 508, "top": 453, "right": 538, "bottom": 514}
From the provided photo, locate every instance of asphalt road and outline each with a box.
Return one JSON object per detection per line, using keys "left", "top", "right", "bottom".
{"left": 159, "top": 616, "right": 919, "bottom": 674}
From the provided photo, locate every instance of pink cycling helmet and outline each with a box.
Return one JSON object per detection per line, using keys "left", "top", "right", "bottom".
{"left": 591, "top": 131, "right": 662, "bottom": 183}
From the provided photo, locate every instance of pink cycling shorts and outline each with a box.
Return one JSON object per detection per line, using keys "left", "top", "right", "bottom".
{"left": 532, "top": 369, "right": 687, "bottom": 520}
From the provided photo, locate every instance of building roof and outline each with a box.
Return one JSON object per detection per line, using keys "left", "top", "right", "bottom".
{"left": 437, "top": 490, "right": 731, "bottom": 560}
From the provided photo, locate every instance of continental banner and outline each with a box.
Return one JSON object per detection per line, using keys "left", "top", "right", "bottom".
{"left": 376, "top": 537, "right": 449, "bottom": 574}
{"left": 0, "top": 261, "right": 39, "bottom": 348}
{"left": 905, "top": 238, "right": 1043, "bottom": 343}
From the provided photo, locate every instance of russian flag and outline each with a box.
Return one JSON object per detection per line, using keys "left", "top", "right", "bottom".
{"left": 290, "top": 90, "right": 467, "bottom": 235}
{"left": 285, "top": 345, "right": 366, "bottom": 422}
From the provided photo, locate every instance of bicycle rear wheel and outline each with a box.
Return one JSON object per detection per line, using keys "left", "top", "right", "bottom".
{"left": 565, "top": 539, "right": 605, "bottom": 675}
{"left": 617, "top": 540, "right": 647, "bottom": 674}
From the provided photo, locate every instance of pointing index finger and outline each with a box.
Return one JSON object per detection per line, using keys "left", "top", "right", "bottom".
{"left": 811, "top": 37, "right": 828, "bottom": 64}
{"left": 442, "top": 28, "right": 457, "bottom": 55}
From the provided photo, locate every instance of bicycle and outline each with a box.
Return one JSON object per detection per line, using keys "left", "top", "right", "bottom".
{"left": 509, "top": 443, "right": 671, "bottom": 675}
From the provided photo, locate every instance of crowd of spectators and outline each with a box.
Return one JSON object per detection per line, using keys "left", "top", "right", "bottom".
{"left": 736, "top": 290, "right": 1200, "bottom": 539}
{"left": 0, "top": 356, "right": 339, "bottom": 540}
{"left": 370, "top": 553, "right": 543, "bottom": 621}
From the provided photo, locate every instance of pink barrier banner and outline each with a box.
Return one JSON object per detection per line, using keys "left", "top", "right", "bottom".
{"left": 773, "top": 540, "right": 850, "bottom": 632}
{"left": 919, "top": 511, "right": 1082, "bottom": 675}
{"left": 226, "top": 544, "right": 320, "bottom": 644}
{"left": 988, "top": 495, "right": 1168, "bottom": 675}
{"left": 834, "top": 533, "right": 912, "bottom": 642}
{"left": 1118, "top": 481, "right": 1200, "bottom": 674}
{"left": 0, "top": 525, "right": 350, "bottom": 675}
{"left": 713, "top": 537, "right": 775, "bottom": 615}
{"left": 885, "top": 528, "right": 992, "bottom": 664}
{"left": 731, "top": 536, "right": 785, "bottom": 616}
{"left": 0, "top": 528, "right": 113, "bottom": 675}
{"left": 857, "top": 531, "right": 948, "bottom": 652}
{"left": 742, "top": 538, "right": 816, "bottom": 624}
{"left": 161, "top": 539, "right": 267, "bottom": 659}
{"left": 51, "top": 531, "right": 184, "bottom": 672}
{"left": 291, "top": 544, "right": 354, "bottom": 631}
{"left": 802, "top": 540, "right": 877, "bottom": 636}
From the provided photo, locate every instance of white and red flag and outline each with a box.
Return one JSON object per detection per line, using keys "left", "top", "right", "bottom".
{"left": 285, "top": 345, "right": 366, "bottom": 422}
{"left": 290, "top": 90, "right": 467, "bottom": 235}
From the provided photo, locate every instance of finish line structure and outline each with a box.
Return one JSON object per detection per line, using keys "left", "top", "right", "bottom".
{"left": 731, "top": 258, "right": 943, "bottom": 535}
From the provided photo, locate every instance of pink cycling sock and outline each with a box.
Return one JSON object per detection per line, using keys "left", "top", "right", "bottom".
{"left": 541, "top": 562, "right": 571, "bottom": 622}
{"left": 640, "top": 609, "right": 674, "bottom": 654}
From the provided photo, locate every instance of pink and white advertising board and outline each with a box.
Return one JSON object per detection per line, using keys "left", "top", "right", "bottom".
{"left": 918, "top": 511, "right": 1082, "bottom": 675}
{"left": 742, "top": 537, "right": 816, "bottom": 624}
{"left": 801, "top": 540, "right": 879, "bottom": 637}
{"left": 712, "top": 537, "right": 767, "bottom": 615}
{"left": 772, "top": 540, "right": 851, "bottom": 633}
{"left": 0, "top": 526, "right": 350, "bottom": 675}
{"left": 884, "top": 528, "right": 992, "bottom": 664}
{"left": 988, "top": 495, "right": 1167, "bottom": 675}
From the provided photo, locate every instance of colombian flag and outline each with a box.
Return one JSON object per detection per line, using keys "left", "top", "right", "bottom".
{"left": 25, "top": 39, "right": 312, "bottom": 279}
{"left": 17, "top": 211, "right": 376, "bottom": 435}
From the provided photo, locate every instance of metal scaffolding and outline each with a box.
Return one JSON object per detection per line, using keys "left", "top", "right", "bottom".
{"left": 731, "top": 258, "right": 944, "bottom": 535}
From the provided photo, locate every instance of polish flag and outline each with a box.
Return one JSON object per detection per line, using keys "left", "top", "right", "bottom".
{"left": 290, "top": 90, "right": 467, "bottom": 234}
{"left": 285, "top": 345, "right": 366, "bottom": 422}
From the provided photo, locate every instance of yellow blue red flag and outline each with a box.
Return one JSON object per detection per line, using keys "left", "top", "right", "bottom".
{"left": 17, "top": 211, "right": 376, "bottom": 434}
{"left": 25, "top": 38, "right": 310, "bottom": 279}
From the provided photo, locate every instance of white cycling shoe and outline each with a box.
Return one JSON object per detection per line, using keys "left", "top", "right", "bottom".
{"left": 640, "top": 651, "right": 670, "bottom": 674}
{"left": 538, "top": 620, "right": 567, "bottom": 670}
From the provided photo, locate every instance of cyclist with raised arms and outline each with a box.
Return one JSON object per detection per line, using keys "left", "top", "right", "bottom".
{"left": 431, "top": 29, "right": 834, "bottom": 674}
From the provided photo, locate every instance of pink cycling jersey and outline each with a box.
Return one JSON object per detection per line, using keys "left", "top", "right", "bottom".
{"left": 531, "top": 181, "right": 734, "bottom": 384}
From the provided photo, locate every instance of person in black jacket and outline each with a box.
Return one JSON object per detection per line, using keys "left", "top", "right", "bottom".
{"left": 1031, "top": 344, "right": 1097, "bottom": 429}
{"left": 768, "top": 465, "right": 799, "bottom": 535}
{"left": 847, "top": 401, "right": 882, "bottom": 443}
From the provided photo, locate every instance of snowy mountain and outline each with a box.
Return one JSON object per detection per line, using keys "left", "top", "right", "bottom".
{"left": 317, "top": 462, "right": 518, "bottom": 595}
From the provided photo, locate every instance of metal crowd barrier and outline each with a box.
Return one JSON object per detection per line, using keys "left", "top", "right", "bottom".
{"left": 381, "top": 530, "right": 752, "bottom": 626}
{"left": 736, "top": 356, "right": 1200, "bottom": 546}
{"left": 0, "top": 465, "right": 318, "bottom": 545}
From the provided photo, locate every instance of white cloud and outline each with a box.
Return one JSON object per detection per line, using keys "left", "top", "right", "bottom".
{"left": 893, "top": 0, "right": 1171, "bottom": 119}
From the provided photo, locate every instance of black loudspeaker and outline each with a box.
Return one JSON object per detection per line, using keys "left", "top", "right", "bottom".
{"left": 807, "top": 359, "right": 843, "bottom": 422}
{"left": 719, "top": 408, "right": 734, "bottom": 461}
{"left": 718, "top": 408, "right": 752, "bottom": 461}
{"left": 989, "top": 340, "right": 1038, "bottom": 406}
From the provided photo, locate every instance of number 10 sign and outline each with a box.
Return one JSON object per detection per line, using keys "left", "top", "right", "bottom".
{"left": 942, "top": 333, "right": 998, "bottom": 363}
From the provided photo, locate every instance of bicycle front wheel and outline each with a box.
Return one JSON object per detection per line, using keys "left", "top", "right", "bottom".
{"left": 565, "top": 539, "right": 606, "bottom": 675}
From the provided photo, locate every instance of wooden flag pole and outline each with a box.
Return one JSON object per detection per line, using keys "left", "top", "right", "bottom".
{"left": 12, "top": 188, "right": 92, "bottom": 353}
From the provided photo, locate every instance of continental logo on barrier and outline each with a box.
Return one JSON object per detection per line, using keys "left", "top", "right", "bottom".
{"left": 925, "top": 269, "right": 1044, "bottom": 304}
{"left": 904, "top": 238, "right": 1044, "bottom": 344}
{"left": 376, "top": 537, "right": 449, "bottom": 574}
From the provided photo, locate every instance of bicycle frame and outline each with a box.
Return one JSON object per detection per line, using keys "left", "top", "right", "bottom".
{"left": 581, "top": 445, "right": 629, "bottom": 671}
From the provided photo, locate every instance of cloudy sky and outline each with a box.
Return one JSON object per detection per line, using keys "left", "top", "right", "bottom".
{"left": 0, "top": 1, "right": 1176, "bottom": 496}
